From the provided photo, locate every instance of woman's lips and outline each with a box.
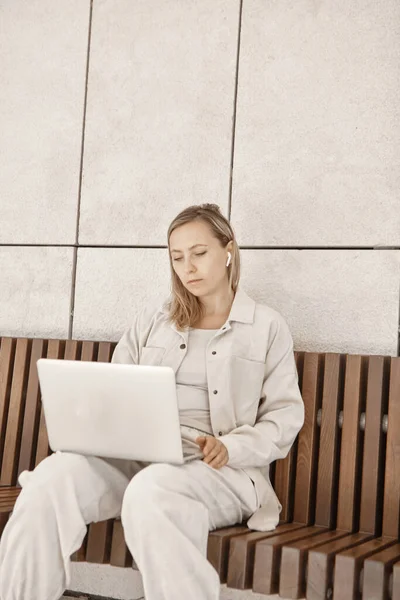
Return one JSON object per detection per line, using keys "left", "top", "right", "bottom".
{"left": 188, "top": 279, "right": 202, "bottom": 284}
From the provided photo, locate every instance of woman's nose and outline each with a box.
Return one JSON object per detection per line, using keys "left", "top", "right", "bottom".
{"left": 184, "top": 260, "right": 195, "bottom": 273}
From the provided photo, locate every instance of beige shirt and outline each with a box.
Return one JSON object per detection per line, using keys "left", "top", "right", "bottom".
{"left": 177, "top": 327, "right": 217, "bottom": 461}
{"left": 112, "top": 287, "right": 305, "bottom": 531}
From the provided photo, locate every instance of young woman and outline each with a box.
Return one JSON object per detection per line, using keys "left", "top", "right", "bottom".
{"left": 0, "top": 203, "right": 304, "bottom": 600}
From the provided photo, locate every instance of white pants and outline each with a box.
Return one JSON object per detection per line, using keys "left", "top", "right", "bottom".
{"left": 0, "top": 451, "right": 258, "bottom": 600}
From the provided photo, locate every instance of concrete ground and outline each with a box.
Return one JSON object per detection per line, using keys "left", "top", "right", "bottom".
{"left": 62, "top": 590, "right": 287, "bottom": 600}
{"left": 64, "top": 563, "right": 292, "bottom": 600}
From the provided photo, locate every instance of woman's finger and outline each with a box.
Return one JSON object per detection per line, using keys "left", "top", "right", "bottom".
{"left": 208, "top": 453, "right": 228, "bottom": 469}
{"left": 202, "top": 437, "right": 217, "bottom": 456}
{"left": 203, "top": 444, "right": 220, "bottom": 464}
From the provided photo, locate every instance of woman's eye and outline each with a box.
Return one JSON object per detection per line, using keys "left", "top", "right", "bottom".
{"left": 172, "top": 252, "right": 206, "bottom": 262}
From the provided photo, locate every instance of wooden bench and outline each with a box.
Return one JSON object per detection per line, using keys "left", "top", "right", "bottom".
{"left": 0, "top": 336, "right": 399, "bottom": 599}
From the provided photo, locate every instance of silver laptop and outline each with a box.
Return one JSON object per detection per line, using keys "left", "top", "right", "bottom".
{"left": 36, "top": 359, "right": 184, "bottom": 464}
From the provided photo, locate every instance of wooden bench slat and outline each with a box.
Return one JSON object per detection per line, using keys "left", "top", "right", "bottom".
{"left": 35, "top": 340, "right": 64, "bottom": 467}
{"left": 252, "top": 526, "right": 328, "bottom": 595}
{"left": 64, "top": 340, "right": 80, "bottom": 361}
{"left": 381, "top": 357, "right": 400, "bottom": 539}
{"left": 71, "top": 532, "right": 88, "bottom": 563}
{"left": 273, "top": 443, "right": 295, "bottom": 526}
{"left": 279, "top": 530, "right": 350, "bottom": 599}
{"left": 97, "top": 342, "right": 113, "bottom": 364}
{"left": 85, "top": 520, "right": 113, "bottom": 564}
{"left": 0, "top": 487, "right": 21, "bottom": 498}
{"left": 0, "top": 501, "right": 18, "bottom": 510}
{"left": 109, "top": 519, "right": 132, "bottom": 568}
{"left": 225, "top": 523, "right": 305, "bottom": 589}
{"left": 1, "top": 339, "right": 30, "bottom": 485}
{"left": 358, "top": 356, "right": 386, "bottom": 535}
{"left": 81, "top": 341, "right": 97, "bottom": 363}
{"left": 31, "top": 340, "right": 79, "bottom": 474}
{"left": 314, "top": 354, "right": 341, "bottom": 529}
{"left": 362, "top": 543, "right": 400, "bottom": 599}
{"left": 207, "top": 525, "right": 249, "bottom": 582}
{"left": 0, "top": 486, "right": 21, "bottom": 536}
{"left": 335, "top": 354, "right": 364, "bottom": 533}
{"left": 34, "top": 404, "right": 50, "bottom": 469}
{"left": 332, "top": 537, "right": 397, "bottom": 600}
{"left": 0, "top": 486, "right": 20, "bottom": 495}
{"left": 17, "top": 339, "right": 45, "bottom": 477}
{"left": 0, "top": 495, "right": 19, "bottom": 504}
{"left": 305, "top": 533, "right": 373, "bottom": 600}
{"left": 0, "top": 513, "right": 9, "bottom": 537}
{"left": 292, "top": 352, "right": 320, "bottom": 526}
{"left": 0, "top": 339, "right": 15, "bottom": 480}
{"left": 272, "top": 353, "right": 304, "bottom": 524}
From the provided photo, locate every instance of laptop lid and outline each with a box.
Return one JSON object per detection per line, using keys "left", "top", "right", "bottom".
{"left": 36, "top": 359, "right": 184, "bottom": 464}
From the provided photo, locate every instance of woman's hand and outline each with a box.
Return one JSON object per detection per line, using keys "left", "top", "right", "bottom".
{"left": 195, "top": 436, "right": 229, "bottom": 469}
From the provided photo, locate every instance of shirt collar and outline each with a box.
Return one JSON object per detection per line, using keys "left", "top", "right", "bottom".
{"left": 228, "top": 287, "right": 256, "bottom": 324}
{"left": 159, "top": 285, "right": 256, "bottom": 326}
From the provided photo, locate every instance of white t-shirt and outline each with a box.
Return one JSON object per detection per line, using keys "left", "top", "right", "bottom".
{"left": 176, "top": 327, "right": 218, "bottom": 461}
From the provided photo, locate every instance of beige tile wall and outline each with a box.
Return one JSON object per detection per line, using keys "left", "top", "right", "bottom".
{"left": 231, "top": 0, "right": 400, "bottom": 247}
{"left": 79, "top": 0, "right": 238, "bottom": 245}
{"left": 1, "top": 0, "right": 399, "bottom": 358}
{"left": 0, "top": 0, "right": 90, "bottom": 244}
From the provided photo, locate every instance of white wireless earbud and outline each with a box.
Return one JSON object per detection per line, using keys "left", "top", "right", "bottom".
{"left": 226, "top": 252, "right": 232, "bottom": 267}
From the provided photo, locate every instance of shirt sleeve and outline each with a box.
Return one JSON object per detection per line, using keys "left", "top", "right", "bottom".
{"left": 219, "top": 316, "right": 305, "bottom": 469}
{"left": 111, "top": 325, "right": 139, "bottom": 365}
{"left": 111, "top": 305, "right": 157, "bottom": 365}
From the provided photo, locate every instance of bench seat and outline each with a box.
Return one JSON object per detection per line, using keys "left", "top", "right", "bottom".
{"left": 0, "top": 337, "right": 399, "bottom": 599}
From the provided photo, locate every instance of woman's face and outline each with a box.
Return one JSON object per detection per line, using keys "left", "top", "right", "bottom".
{"left": 169, "top": 220, "right": 232, "bottom": 297}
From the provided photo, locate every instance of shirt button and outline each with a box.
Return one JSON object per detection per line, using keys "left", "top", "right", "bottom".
{"left": 212, "top": 351, "right": 216, "bottom": 355}
{"left": 180, "top": 344, "right": 186, "bottom": 349}
{"left": 218, "top": 431, "right": 223, "bottom": 436}
{"left": 213, "top": 390, "right": 218, "bottom": 394}
{"left": 222, "top": 326, "right": 226, "bottom": 331}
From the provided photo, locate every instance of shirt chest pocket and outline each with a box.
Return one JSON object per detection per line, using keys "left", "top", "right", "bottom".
{"left": 230, "top": 356, "right": 265, "bottom": 425}
{"left": 139, "top": 346, "right": 166, "bottom": 366}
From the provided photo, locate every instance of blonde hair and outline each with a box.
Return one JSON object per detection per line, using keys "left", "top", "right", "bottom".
{"left": 166, "top": 204, "right": 241, "bottom": 330}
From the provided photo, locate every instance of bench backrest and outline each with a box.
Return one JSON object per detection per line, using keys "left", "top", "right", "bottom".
{"left": 0, "top": 338, "right": 115, "bottom": 486}
{"left": 0, "top": 337, "right": 399, "bottom": 540}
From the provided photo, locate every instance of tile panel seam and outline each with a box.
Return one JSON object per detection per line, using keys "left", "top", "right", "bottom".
{"left": 68, "top": 0, "right": 94, "bottom": 339}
